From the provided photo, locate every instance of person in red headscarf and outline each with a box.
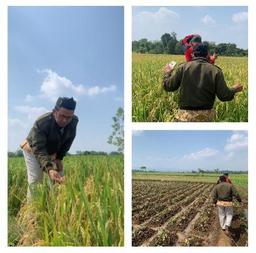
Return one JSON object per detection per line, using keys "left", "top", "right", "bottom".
{"left": 182, "top": 34, "right": 217, "bottom": 64}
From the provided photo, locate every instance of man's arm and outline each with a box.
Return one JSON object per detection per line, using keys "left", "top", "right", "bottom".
{"left": 231, "top": 185, "right": 242, "bottom": 202}
{"left": 215, "top": 70, "right": 243, "bottom": 101}
{"left": 28, "top": 122, "right": 55, "bottom": 173}
{"left": 211, "top": 187, "right": 218, "bottom": 204}
{"left": 163, "top": 65, "right": 182, "bottom": 92}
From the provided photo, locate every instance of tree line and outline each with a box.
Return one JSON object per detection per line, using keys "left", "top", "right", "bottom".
{"left": 134, "top": 166, "right": 247, "bottom": 174}
{"left": 8, "top": 150, "right": 123, "bottom": 157}
{"left": 132, "top": 32, "right": 248, "bottom": 57}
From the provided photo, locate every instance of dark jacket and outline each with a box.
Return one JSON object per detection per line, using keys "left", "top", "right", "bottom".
{"left": 27, "top": 112, "right": 78, "bottom": 171}
{"left": 211, "top": 182, "right": 242, "bottom": 204}
{"left": 163, "top": 57, "right": 235, "bottom": 110}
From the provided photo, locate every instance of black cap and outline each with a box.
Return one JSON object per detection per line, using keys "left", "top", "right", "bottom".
{"left": 223, "top": 172, "right": 229, "bottom": 176}
{"left": 192, "top": 43, "right": 209, "bottom": 57}
{"left": 55, "top": 97, "right": 76, "bottom": 110}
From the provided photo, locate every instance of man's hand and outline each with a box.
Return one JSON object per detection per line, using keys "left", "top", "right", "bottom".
{"left": 232, "top": 84, "right": 243, "bottom": 93}
{"left": 163, "top": 64, "right": 174, "bottom": 74}
{"left": 48, "top": 169, "right": 65, "bottom": 184}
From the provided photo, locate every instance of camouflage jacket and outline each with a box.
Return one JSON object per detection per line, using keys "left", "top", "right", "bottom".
{"left": 163, "top": 57, "right": 235, "bottom": 110}
{"left": 27, "top": 112, "right": 78, "bottom": 171}
{"left": 211, "top": 182, "right": 242, "bottom": 204}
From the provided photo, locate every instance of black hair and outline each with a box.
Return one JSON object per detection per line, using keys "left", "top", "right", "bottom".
{"left": 193, "top": 43, "right": 209, "bottom": 58}
{"left": 219, "top": 175, "right": 226, "bottom": 183}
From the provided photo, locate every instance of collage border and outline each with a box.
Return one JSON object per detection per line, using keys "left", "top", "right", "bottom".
{"left": 0, "top": 0, "right": 254, "bottom": 252}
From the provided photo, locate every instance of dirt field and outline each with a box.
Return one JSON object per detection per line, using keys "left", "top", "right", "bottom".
{"left": 132, "top": 180, "right": 248, "bottom": 246}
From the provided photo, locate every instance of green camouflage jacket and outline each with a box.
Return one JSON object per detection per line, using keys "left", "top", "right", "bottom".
{"left": 27, "top": 112, "right": 78, "bottom": 171}
{"left": 163, "top": 57, "right": 235, "bottom": 110}
{"left": 211, "top": 182, "right": 242, "bottom": 203}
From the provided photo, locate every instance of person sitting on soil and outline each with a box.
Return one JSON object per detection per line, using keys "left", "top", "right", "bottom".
{"left": 211, "top": 175, "right": 242, "bottom": 236}
{"left": 20, "top": 97, "right": 78, "bottom": 202}
{"left": 163, "top": 43, "right": 243, "bottom": 122}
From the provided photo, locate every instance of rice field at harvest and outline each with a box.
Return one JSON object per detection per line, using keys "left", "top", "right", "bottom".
{"left": 132, "top": 53, "right": 248, "bottom": 122}
{"left": 8, "top": 155, "right": 124, "bottom": 246}
{"left": 132, "top": 172, "right": 248, "bottom": 246}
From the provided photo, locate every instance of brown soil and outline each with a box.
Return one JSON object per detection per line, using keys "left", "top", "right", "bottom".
{"left": 132, "top": 227, "right": 156, "bottom": 246}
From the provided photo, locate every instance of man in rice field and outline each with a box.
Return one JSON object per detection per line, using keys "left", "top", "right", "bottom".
{"left": 20, "top": 97, "right": 78, "bottom": 201}
{"left": 163, "top": 43, "right": 243, "bottom": 122}
{"left": 182, "top": 34, "right": 217, "bottom": 64}
{"left": 211, "top": 175, "right": 242, "bottom": 236}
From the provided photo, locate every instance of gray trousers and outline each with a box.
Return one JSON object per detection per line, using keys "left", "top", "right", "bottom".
{"left": 217, "top": 206, "right": 233, "bottom": 229}
{"left": 23, "top": 150, "right": 63, "bottom": 202}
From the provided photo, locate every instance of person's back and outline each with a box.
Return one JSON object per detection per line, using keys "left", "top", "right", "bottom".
{"left": 178, "top": 58, "right": 234, "bottom": 109}
{"left": 212, "top": 181, "right": 241, "bottom": 203}
{"left": 163, "top": 43, "right": 243, "bottom": 121}
{"left": 165, "top": 57, "right": 235, "bottom": 110}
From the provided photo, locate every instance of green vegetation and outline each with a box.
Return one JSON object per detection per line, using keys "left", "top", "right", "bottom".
{"left": 132, "top": 171, "right": 248, "bottom": 189}
{"left": 132, "top": 32, "right": 247, "bottom": 56}
{"left": 132, "top": 53, "right": 248, "bottom": 122}
{"left": 9, "top": 155, "right": 124, "bottom": 246}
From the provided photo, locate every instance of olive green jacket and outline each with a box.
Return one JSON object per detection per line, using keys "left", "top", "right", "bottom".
{"left": 163, "top": 57, "right": 235, "bottom": 110}
{"left": 27, "top": 112, "right": 78, "bottom": 171}
{"left": 211, "top": 182, "right": 242, "bottom": 203}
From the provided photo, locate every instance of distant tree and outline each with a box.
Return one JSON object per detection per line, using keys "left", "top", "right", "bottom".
{"left": 109, "top": 151, "right": 122, "bottom": 156}
{"left": 161, "top": 33, "right": 171, "bottom": 52}
{"left": 132, "top": 32, "right": 247, "bottom": 57}
{"left": 108, "top": 107, "right": 124, "bottom": 153}
{"left": 198, "top": 168, "right": 205, "bottom": 174}
{"left": 175, "top": 40, "right": 184, "bottom": 55}
{"left": 167, "top": 32, "right": 178, "bottom": 54}
{"left": 8, "top": 152, "right": 16, "bottom": 157}
{"left": 140, "top": 166, "right": 147, "bottom": 172}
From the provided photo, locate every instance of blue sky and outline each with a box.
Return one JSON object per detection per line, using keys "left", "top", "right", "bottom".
{"left": 8, "top": 7, "right": 124, "bottom": 153}
{"left": 133, "top": 131, "right": 248, "bottom": 171}
{"left": 133, "top": 6, "right": 248, "bottom": 49}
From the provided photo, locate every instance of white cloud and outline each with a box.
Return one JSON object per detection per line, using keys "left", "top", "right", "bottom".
{"left": 87, "top": 85, "right": 116, "bottom": 96}
{"left": 232, "top": 12, "right": 248, "bottom": 23}
{"left": 138, "top": 7, "right": 180, "bottom": 23}
{"left": 225, "top": 132, "right": 248, "bottom": 151}
{"left": 201, "top": 15, "right": 216, "bottom": 25}
{"left": 133, "top": 7, "right": 180, "bottom": 40}
{"left": 40, "top": 69, "right": 86, "bottom": 101}
{"left": 183, "top": 147, "right": 219, "bottom": 160}
{"left": 133, "top": 130, "right": 144, "bottom": 136}
{"left": 26, "top": 69, "right": 116, "bottom": 102}
{"left": 15, "top": 105, "right": 48, "bottom": 121}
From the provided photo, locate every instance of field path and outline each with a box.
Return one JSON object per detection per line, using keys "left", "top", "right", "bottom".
{"left": 216, "top": 231, "right": 233, "bottom": 246}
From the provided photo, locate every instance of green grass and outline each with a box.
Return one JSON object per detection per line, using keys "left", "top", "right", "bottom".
{"left": 8, "top": 155, "right": 124, "bottom": 246}
{"left": 132, "top": 53, "right": 248, "bottom": 122}
{"left": 133, "top": 171, "right": 248, "bottom": 189}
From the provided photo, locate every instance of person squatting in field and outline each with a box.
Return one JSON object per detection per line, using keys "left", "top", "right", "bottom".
{"left": 182, "top": 34, "right": 217, "bottom": 64}
{"left": 163, "top": 43, "right": 243, "bottom": 122}
{"left": 20, "top": 97, "right": 78, "bottom": 201}
{"left": 211, "top": 175, "right": 242, "bottom": 236}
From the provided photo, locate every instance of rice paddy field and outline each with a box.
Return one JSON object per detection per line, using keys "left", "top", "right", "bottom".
{"left": 132, "top": 53, "right": 248, "bottom": 122}
{"left": 8, "top": 155, "right": 124, "bottom": 246}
